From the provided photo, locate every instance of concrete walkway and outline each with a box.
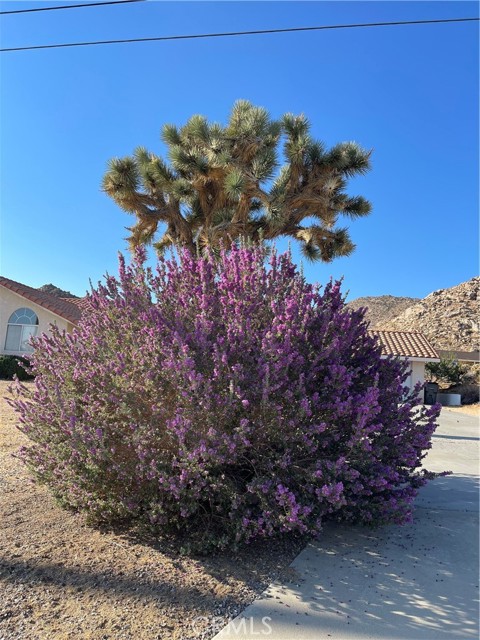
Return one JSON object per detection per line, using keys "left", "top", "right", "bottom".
{"left": 213, "top": 409, "right": 479, "bottom": 639}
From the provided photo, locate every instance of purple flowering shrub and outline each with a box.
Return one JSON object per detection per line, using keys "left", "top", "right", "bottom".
{"left": 10, "top": 246, "right": 441, "bottom": 551}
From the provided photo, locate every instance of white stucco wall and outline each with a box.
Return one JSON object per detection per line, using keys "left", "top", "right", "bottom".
{"left": 384, "top": 357, "right": 429, "bottom": 399}
{"left": 0, "top": 286, "right": 73, "bottom": 356}
{"left": 410, "top": 360, "right": 426, "bottom": 393}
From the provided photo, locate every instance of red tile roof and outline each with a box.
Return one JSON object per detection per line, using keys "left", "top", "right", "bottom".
{"left": 0, "top": 276, "right": 83, "bottom": 325}
{"left": 60, "top": 297, "right": 91, "bottom": 313}
{"left": 369, "top": 330, "right": 439, "bottom": 360}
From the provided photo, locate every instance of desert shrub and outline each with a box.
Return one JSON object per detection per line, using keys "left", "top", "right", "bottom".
{"left": 445, "top": 382, "right": 479, "bottom": 405}
{"left": 467, "top": 363, "right": 480, "bottom": 385}
{"left": 10, "top": 246, "right": 441, "bottom": 552}
{"left": 426, "top": 356, "right": 469, "bottom": 387}
{"left": 0, "top": 355, "right": 33, "bottom": 381}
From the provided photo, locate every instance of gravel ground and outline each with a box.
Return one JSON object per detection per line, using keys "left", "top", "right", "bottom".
{"left": 0, "top": 381, "right": 304, "bottom": 640}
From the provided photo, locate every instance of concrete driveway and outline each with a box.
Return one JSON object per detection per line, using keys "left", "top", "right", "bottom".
{"left": 213, "top": 409, "right": 479, "bottom": 639}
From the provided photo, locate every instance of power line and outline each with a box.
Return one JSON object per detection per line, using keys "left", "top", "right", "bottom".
{"left": 0, "top": 0, "right": 145, "bottom": 16}
{"left": 1, "top": 16, "right": 478, "bottom": 53}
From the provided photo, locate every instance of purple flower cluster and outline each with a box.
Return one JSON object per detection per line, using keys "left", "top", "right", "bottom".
{"left": 10, "top": 245, "right": 441, "bottom": 551}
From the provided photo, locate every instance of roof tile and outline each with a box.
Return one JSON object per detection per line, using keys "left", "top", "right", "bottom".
{"left": 369, "top": 330, "right": 439, "bottom": 359}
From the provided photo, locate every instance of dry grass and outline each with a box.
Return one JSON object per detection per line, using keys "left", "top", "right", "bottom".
{"left": 442, "top": 404, "right": 480, "bottom": 417}
{"left": 0, "top": 381, "right": 303, "bottom": 640}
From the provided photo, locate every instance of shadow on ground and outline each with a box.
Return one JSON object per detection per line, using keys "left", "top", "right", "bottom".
{"left": 214, "top": 475, "right": 479, "bottom": 640}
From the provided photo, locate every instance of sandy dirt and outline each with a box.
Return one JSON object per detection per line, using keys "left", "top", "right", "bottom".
{"left": 442, "top": 404, "right": 480, "bottom": 417}
{"left": 0, "top": 381, "right": 303, "bottom": 640}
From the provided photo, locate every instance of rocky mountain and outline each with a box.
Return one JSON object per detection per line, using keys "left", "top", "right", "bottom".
{"left": 347, "top": 277, "right": 479, "bottom": 352}
{"left": 346, "top": 295, "right": 419, "bottom": 328}
{"left": 38, "top": 284, "right": 78, "bottom": 299}
{"left": 378, "top": 277, "right": 479, "bottom": 351}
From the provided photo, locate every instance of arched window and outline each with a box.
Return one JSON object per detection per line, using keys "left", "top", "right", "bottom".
{"left": 5, "top": 308, "right": 39, "bottom": 352}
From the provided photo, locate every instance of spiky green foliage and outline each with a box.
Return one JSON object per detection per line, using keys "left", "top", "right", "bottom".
{"left": 102, "top": 100, "right": 372, "bottom": 262}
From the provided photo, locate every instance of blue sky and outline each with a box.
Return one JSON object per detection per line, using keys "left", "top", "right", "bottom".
{"left": 1, "top": 1, "right": 478, "bottom": 300}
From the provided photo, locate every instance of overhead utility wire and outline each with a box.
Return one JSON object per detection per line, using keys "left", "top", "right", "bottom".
{"left": 0, "top": 0, "right": 145, "bottom": 16}
{"left": 1, "top": 16, "right": 478, "bottom": 53}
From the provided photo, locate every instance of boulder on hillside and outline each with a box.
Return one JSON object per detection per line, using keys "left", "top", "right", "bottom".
{"left": 379, "top": 277, "right": 479, "bottom": 352}
{"left": 38, "top": 284, "right": 78, "bottom": 299}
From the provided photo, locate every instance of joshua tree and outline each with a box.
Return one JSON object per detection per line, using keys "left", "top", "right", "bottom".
{"left": 102, "top": 100, "right": 372, "bottom": 262}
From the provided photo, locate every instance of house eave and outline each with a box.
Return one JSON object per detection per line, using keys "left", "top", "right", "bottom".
{"left": 380, "top": 355, "right": 440, "bottom": 363}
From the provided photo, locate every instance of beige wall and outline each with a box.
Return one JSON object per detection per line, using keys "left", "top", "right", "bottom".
{"left": 0, "top": 286, "right": 71, "bottom": 356}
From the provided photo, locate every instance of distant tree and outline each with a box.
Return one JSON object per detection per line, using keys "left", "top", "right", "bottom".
{"left": 38, "top": 284, "right": 78, "bottom": 299}
{"left": 102, "top": 100, "right": 372, "bottom": 262}
{"left": 426, "top": 355, "right": 469, "bottom": 386}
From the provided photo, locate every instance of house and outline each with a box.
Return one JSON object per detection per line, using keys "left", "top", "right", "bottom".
{"left": 0, "top": 276, "right": 83, "bottom": 356}
{"left": 369, "top": 329, "right": 440, "bottom": 393}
